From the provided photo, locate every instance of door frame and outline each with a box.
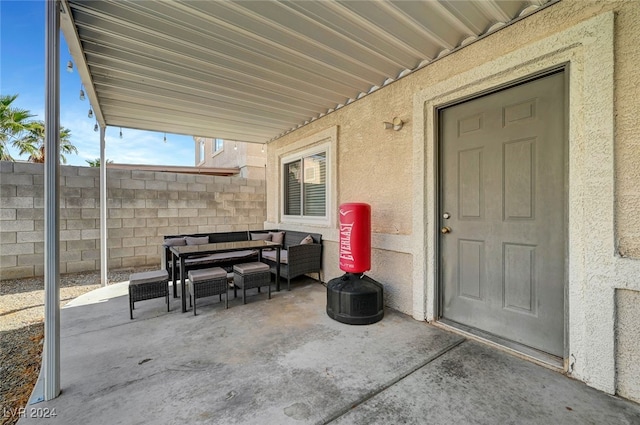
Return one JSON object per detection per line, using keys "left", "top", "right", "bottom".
{"left": 411, "top": 13, "right": 617, "bottom": 389}
{"left": 433, "top": 67, "right": 569, "bottom": 364}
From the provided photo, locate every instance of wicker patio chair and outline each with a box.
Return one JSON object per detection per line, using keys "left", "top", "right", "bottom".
{"left": 128, "top": 270, "right": 170, "bottom": 319}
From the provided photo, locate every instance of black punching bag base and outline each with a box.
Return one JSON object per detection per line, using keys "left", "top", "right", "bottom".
{"left": 326, "top": 273, "right": 384, "bottom": 325}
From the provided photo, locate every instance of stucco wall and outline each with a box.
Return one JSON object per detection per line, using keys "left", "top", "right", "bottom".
{"left": 265, "top": 0, "right": 640, "bottom": 400}
{"left": 0, "top": 161, "right": 266, "bottom": 280}
{"left": 616, "top": 289, "right": 640, "bottom": 404}
{"left": 195, "top": 137, "right": 267, "bottom": 180}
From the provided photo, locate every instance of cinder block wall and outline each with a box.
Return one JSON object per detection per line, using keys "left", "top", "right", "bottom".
{"left": 0, "top": 161, "right": 266, "bottom": 280}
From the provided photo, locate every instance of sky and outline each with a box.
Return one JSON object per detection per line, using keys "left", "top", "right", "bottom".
{"left": 0, "top": 0, "right": 195, "bottom": 167}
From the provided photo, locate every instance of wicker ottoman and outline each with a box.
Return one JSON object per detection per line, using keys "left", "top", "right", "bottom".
{"left": 187, "top": 267, "right": 229, "bottom": 315}
{"left": 233, "top": 262, "right": 271, "bottom": 304}
{"left": 129, "top": 270, "right": 169, "bottom": 319}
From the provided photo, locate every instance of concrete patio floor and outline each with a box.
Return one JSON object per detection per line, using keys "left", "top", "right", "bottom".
{"left": 20, "top": 278, "right": 640, "bottom": 425}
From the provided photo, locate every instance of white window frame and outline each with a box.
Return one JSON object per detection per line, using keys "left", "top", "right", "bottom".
{"left": 197, "top": 139, "right": 206, "bottom": 165}
{"left": 212, "top": 138, "right": 224, "bottom": 157}
{"left": 277, "top": 126, "right": 337, "bottom": 228}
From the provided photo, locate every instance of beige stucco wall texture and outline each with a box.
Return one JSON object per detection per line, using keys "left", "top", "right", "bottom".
{"left": 195, "top": 137, "right": 267, "bottom": 180}
{"left": 265, "top": 1, "right": 640, "bottom": 401}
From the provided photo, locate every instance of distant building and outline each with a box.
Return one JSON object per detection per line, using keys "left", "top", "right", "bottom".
{"left": 194, "top": 137, "right": 266, "bottom": 179}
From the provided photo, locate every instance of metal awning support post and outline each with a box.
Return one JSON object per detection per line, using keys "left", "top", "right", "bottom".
{"left": 43, "top": 0, "right": 61, "bottom": 401}
{"left": 100, "top": 126, "right": 107, "bottom": 286}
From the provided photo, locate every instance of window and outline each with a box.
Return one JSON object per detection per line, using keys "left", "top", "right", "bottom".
{"left": 283, "top": 150, "right": 327, "bottom": 218}
{"left": 213, "top": 138, "right": 224, "bottom": 154}
{"left": 197, "top": 139, "right": 205, "bottom": 164}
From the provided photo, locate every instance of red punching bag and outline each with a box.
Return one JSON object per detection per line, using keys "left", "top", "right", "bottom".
{"left": 339, "top": 203, "right": 371, "bottom": 273}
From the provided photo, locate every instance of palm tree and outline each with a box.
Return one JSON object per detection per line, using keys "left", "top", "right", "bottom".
{"left": 86, "top": 158, "right": 113, "bottom": 167}
{"left": 0, "top": 94, "right": 34, "bottom": 160}
{"left": 14, "top": 121, "right": 78, "bottom": 164}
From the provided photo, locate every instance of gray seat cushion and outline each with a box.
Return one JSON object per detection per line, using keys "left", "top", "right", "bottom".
{"left": 130, "top": 270, "right": 168, "bottom": 285}
{"left": 188, "top": 267, "right": 227, "bottom": 282}
{"left": 262, "top": 250, "right": 288, "bottom": 264}
{"left": 233, "top": 262, "right": 270, "bottom": 274}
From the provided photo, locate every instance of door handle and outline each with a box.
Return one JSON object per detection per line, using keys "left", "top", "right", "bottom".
{"left": 441, "top": 226, "right": 452, "bottom": 234}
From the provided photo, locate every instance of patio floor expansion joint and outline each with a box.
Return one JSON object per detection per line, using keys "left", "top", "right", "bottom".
{"left": 317, "top": 337, "right": 467, "bottom": 425}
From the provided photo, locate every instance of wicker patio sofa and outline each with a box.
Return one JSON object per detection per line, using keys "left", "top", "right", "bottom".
{"left": 161, "top": 229, "right": 323, "bottom": 293}
{"left": 249, "top": 230, "right": 323, "bottom": 291}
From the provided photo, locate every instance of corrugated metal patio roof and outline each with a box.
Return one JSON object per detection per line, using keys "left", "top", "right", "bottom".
{"left": 60, "top": 0, "right": 555, "bottom": 144}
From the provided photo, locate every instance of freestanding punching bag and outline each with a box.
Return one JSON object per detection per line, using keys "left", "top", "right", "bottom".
{"left": 326, "top": 203, "right": 384, "bottom": 325}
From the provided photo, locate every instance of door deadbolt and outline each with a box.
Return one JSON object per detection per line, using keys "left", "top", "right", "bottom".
{"left": 442, "top": 212, "right": 451, "bottom": 219}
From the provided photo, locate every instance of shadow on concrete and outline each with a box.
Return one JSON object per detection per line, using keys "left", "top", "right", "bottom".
{"left": 18, "top": 278, "right": 640, "bottom": 425}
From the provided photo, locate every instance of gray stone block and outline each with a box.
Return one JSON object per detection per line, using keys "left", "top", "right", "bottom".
{"left": 61, "top": 208, "right": 82, "bottom": 219}
{"left": 109, "top": 208, "right": 134, "bottom": 219}
{"left": 135, "top": 189, "right": 159, "bottom": 200}
{"left": 1, "top": 184, "right": 16, "bottom": 197}
{"left": 107, "top": 199, "right": 122, "bottom": 208}
{"left": 0, "top": 209, "right": 16, "bottom": 220}
{"left": 65, "top": 219, "right": 97, "bottom": 230}
{"left": 214, "top": 176, "right": 231, "bottom": 185}
{"left": 17, "top": 231, "right": 44, "bottom": 243}
{"left": 81, "top": 249, "right": 101, "bottom": 261}
{"left": 60, "top": 165, "right": 79, "bottom": 177}
{"left": 133, "top": 227, "right": 156, "bottom": 238}
{"left": 167, "top": 182, "right": 188, "bottom": 191}
{"left": 154, "top": 172, "right": 177, "bottom": 182}
{"left": 178, "top": 191, "right": 199, "bottom": 200}
{"left": 66, "top": 260, "right": 96, "bottom": 274}
{"left": 60, "top": 250, "right": 82, "bottom": 262}
{"left": 178, "top": 208, "right": 198, "bottom": 217}
{"left": 188, "top": 216, "right": 208, "bottom": 226}
{"left": 195, "top": 175, "right": 214, "bottom": 184}
{"left": 157, "top": 209, "right": 179, "bottom": 218}
{"left": 61, "top": 187, "right": 82, "bottom": 197}
{"left": 145, "top": 218, "right": 169, "bottom": 227}
{"left": 157, "top": 191, "right": 179, "bottom": 200}
{"left": 122, "top": 256, "right": 148, "bottom": 268}
{"left": 0, "top": 255, "right": 17, "bottom": 268}
{"left": 78, "top": 167, "right": 99, "bottom": 177}
{"left": 65, "top": 197, "right": 96, "bottom": 209}
{"left": 0, "top": 232, "right": 17, "bottom": 244}
{"left": 82, "top": 188, "right": 100, "bottom": 198}
{"left": 18, "top": 253, "right": 44, "bottom": 266}
{"left": 121, "top": 218, "right": 147, "bottom": 228}
{"left": 121, "top": 199, "right": 146, "bottom": 209}
{"left": 0, "top": 266, "right": 35, "bottom": 280}
{"left": 14, "top": 162, "right": 43, "bottom": 174}
{"left": 2, "top": 197, "right": 33, "bottom": 208}
{"left": 145, "top": 180, "right": 167, "bottom": 191}
{"left": 134, "top": 245, "right": 158, "bottom": 256}
{"left": 81, "top": 208, "right": 100, "bottom": 219}
{"left": 109, "top": 247, "right": 135, "bottom": 258}
{"left": 108, "top": 227, "right": 133, "bottom": 239}
{"left": 0, "top": 220, "right": 34, "bottom": 232}
{"left": 107, "top": 169, "right": 132, "bottom": 179}
{"left": 187, "top": 183, "right": 206, "bottom": 192}
{"left": 145, "top": 199, "right": 168, "bottom": 209}
{"left": 107, "top": 178, "right": 121, "bottom": 188}
{"left": 66, "top": 239, "right": 96, "bottom": 251}
{"left": 81, "top": 229, "right": 100, "bottom": 240}
{"left": 107, "top": 218, "right": 122, "bottom": 229}
{"left": 131, "top": 170, "right": 155, "bottom": 180}
{"left": 120, "top": 179, "right": 145, "bottom": 190}
{"left": 176, "top": 174, "right": 197, "bottom": 183}
{"left": 108, "top": 238, "right": 122, "bottom": 248}
{"left": 65, "top": 176, "right": 95, "bottom": 188}
{"left": 134, "top": 209, "right": 158, "bottom": 218}
{"left": 1, "top": 242, "right": 35, "bottom": 255}
{"left": 60, "top": 230, "right": 82, "bottom": 241}
{"left": 0, "top": 161, "right": 14, "bottom": 173}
